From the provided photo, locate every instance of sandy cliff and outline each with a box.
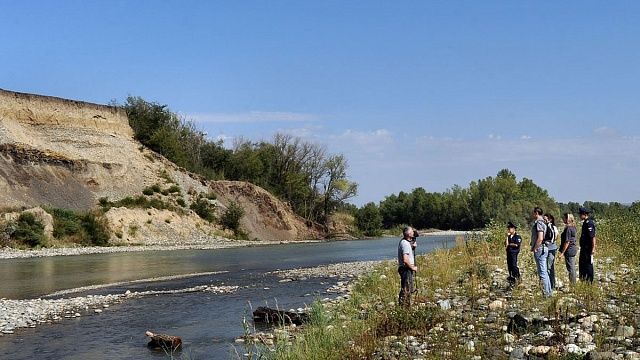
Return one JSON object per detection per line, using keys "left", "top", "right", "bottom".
{"left": 0, "top": 89, "right": 320, "bottom": 242}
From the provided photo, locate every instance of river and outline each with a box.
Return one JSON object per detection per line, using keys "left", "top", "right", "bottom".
{"left": 0, "top": 235, "right": 458, "bottom": 359}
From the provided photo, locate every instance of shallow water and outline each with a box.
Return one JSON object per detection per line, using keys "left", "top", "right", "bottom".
{"left": 0, "top": 235, "right": 458, "bottom": 359}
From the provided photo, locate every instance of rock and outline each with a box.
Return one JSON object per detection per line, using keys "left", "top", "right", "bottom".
{"left": 94, "top": 309, "right": 103, "bottom": 313}
{"left": 509, "top": 347, "right": 525, "bottom": 360}
{"left": 489, "top": 300, "right": 504, "bottom": 311}
{"left": 504, "top": 333, "right": 515, "bottom": 344}
{"left": 145, "top": 331, "right": 182, "bottom": 350}
{"left": 465, "top": 340, "right": 475, "bottom": 351}
{"left": 252, "top": 306, "right": 309, "bottom": 326}
{"left": 437, "top": 299, "right": 451, "bottom": 310}
{"left": 566, "top": 343, "right": 582, "bottom": 354}
{"left": 616, "top": 326, "right": 635, "bottom": 338}
{"left": 577, "top": 332, "right": 594, "bottom": 344}
{"left": 529, "top": 346, "right": 551, "bottom": 355}
{"left": 585, "top": 351, "right": 618, "bottom": 360}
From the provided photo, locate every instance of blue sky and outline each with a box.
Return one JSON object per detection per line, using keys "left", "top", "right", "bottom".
{"left": 2, "top": 1, "right": 639, "bottom": 205}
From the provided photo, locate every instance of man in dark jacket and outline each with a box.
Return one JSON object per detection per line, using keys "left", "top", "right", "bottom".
{"left": 578, "top": 207, "right": 597, "bottom": 283}
{"left": 505, "top": 221, "right": 522, "bottom": 283}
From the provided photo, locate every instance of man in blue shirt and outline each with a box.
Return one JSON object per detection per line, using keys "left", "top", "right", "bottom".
{"left": 398, "top": 226, "right": 418, "bottom": 307}
{"left": 531, "top": 207, "right": 552, "bottom": 297}
{"left": 578, "top": 207, "right": 597, "bottom": 283}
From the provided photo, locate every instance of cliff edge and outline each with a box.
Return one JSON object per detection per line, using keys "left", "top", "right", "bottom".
{"left": 0, "top": 89, "right": 321, "bottom": 242}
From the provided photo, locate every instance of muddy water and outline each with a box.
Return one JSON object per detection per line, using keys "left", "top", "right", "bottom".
{"left": 0, "top": 235, "right": 458, "bottom": 359}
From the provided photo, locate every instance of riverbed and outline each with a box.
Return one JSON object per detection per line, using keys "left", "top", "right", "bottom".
{"left": 0, "top": 235, "right": 459, "bottom": 359}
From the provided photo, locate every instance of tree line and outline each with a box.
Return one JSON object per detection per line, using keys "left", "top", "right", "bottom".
{"left": 122, "top": 96, "right": 357, "bottom": 226}
{"left": 354, "top": 168, "right": 640, "bottom": 236}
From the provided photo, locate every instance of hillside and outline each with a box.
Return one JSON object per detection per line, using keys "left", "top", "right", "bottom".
{"left": 0, "top": 89, "right": 322, "bottom": 243}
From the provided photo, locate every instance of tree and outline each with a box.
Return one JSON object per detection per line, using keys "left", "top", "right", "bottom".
{"left": 355, "top": 202, "right": 383, "bottom": 236}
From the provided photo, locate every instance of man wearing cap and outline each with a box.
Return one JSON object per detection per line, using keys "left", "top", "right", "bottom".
{"left": 505, "top": 222, "right": 521, "bottom": 283}
{"left": 531, "top": 207, "right": 552, "bottom": 296}
{"left": 578, "top": 207, "right": 597, "bottom": 283}
{"left": 398, "top": 226, "right": 418, "bottom": 307}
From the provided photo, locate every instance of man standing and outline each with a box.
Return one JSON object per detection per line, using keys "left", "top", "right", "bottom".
{"left": 531, "top": 207, "right": 552, "bottom": 297}
{"left": 505, "top": 222, "right": 521, "bottom": 283}
{"left": 398, "top": 226, "right": 418, "bottom": 307}
{"left": 578, "top": 207, "right": 597, "bottom": 283}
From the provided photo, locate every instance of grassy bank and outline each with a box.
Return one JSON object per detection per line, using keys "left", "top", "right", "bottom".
{"left": 254, "top": 213, "right": 639, "bottom": 359}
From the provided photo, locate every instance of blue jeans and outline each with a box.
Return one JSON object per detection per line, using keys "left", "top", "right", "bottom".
{"left": 534, "top": 246, "right": 552, "bottom": 296}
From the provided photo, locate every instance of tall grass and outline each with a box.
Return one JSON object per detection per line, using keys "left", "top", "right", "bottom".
{"left": 267, "top": 213, "right": 639, "bottom": 359}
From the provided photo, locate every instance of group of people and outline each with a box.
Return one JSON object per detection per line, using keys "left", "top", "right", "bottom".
{"left": 396, "top": 206, "right": 598, "bottom": 306}
{"left": 506, "top": 206, "right": 597, "bottom": 297}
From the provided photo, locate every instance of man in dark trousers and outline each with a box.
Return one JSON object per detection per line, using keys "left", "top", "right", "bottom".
{"left": 505, "top": 221, "right": 522, "bottom": 283}
{"left": 398, "top": 226, "right": 418, "bottom": 307}
{"left": 578, "top": 207, "right": 597, "bottom": 283}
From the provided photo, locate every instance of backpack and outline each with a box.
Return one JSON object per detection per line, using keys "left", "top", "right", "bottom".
{"left": 544, "top": 224, "right": 555, "bottom": 243}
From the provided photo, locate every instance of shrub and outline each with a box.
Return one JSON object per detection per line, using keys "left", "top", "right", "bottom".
{"left": 142, "top": 187, "right": 155, "bottom": 196}
{"left": 50, "top": 208, "right": 110, "bottom": 246}
{"left": 190, "top": 198, "right": 216, "bottom": 222}
{"left": 220, "top": 201, "right": 245, "bottom": 233}
{"left": 166, "top": 185, "right": 181, "bottom": 194}
{"left": 13, "top": 213, "right": 47, "bottom": 247}
{"left": 176, "top": 198, "right": 186, "bottom": 207}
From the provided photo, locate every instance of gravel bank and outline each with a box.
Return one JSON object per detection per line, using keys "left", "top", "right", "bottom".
{"left": 0, "top": 239, "right": 321, "bottom": 259}
{"left": 0, "top": 284, "right": 238, "bottom": 336}
{"left": 269, "top": 260, "right": 386, "bottom": 281}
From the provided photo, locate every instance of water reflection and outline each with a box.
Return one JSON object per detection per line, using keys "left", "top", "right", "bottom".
{"left": 0, "top": 235, "right": 458, "bottom": 299}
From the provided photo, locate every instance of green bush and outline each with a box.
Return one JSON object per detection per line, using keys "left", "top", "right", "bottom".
{"left": 166, "top": 185, "right": 181, "bottom": 194}
{"left": 142, "top": 187, "right": 155, "bottom": 196}
{"left": 100, "top": 196, "right": 174, "bottom": 212}
{"left": 13, "top": 213, "right": 47, "bottom": 247}
{"left": 50, "top": 208, "right": 110, "bottom": 246}
{"left": 190, "top": 198, "right": 216, "bottom": 222}
{"left": 220, "top": 201, "right": 245, "bottom": 232}
{"left": 176, "top": 198, "right": 186, "bottom": 207}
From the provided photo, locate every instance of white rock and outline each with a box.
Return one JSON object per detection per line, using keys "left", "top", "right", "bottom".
{"left": 529, "top": 345, "right": 551, "bottom": 355}
{"left": 94, "top": 309, "right": 102, "bottom": 314}
{"left": 465, "top": 340, "right": 475, "bottom": 351}
{"left": 489, "top": 300, "right": 504, "bottom": 311}
{"left": 566, "top": 343, "right": 582, "bottom": 354}
{"left": 504, "top": 333, "right": 515, "bottom": 344}
{"left": 576, "top": 332, "right": 593, "bottom": 344}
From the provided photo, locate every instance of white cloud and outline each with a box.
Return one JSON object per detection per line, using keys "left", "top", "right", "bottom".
{"left": 593, "top": 126, "right": 618, "bottom": 138}
{"left": 187, "top": 111, "right": 317, "bottom": 124}
{"left": 520, "top": 135, "right": 532, "bottom": 140}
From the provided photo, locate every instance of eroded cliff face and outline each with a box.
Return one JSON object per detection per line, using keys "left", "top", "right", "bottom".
{"left": 0, "top": 89, "right": 321, "bottom": 241}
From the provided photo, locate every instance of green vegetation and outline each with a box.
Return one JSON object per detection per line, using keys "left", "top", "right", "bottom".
{"left": 270, "top": 211, "right": 639, "bottom": 359}
{"left": 11, "top": 213, "right": 47, "bottom": 247}
{"left": 354, "top": 202, "right": 383, "bottom": 237}
{"left": 354, "top": 169, "right": 559, "bottom": 233}
{"left": 50, "top": 208, "right": 110, "bottom": 246}
{"left": 220, "top": 201, "right": 245, "bottom": 234}
{"left": 122, "top": 97, "right": 356, "bottom": 226}
{"left": 99, "top": 195, "right": 177, "bottom": 213}
{"left": 190, "top": 198, "right": 216, "bottom": 222}
{"left": 142, "top": 184, "right": 161, "bottom": 196}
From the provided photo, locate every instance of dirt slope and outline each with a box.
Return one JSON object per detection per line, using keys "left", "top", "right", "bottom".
{"left": 0, "top": 88, "right": 321, "bottom": 241}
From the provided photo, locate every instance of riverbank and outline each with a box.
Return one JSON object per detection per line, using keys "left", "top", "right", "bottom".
{"left": 262, "top": 232, "right": 640, "bottom": 359}
{"left": 0, "top": 238, "right": 324, "bottom": 259}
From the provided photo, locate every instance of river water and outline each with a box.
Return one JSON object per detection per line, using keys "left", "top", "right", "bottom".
{"left": 0, "top": 235, "right": 458, "bottom": 359}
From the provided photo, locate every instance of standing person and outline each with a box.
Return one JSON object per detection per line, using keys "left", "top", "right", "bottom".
{"left": 505, "top": 222, "right": 522, "bottom": 283}
{"left": 543, "top": 214, "right": 558, "bottom": 289}
{"left": 398, "top": 226, "right": 418, "bottom": 306}
{"left": 578, "top": 207, "right": 597, "bottom": 283}
{"left": 531, "top": 207, "right": 552, "bottom": 297}
{"left": 559, "top": 213, "right": 578, "bottom": 284}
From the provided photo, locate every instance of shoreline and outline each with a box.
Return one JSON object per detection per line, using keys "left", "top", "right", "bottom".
{"left": 0, "top": 238, "right": 323, "bottom": 260}
{"left": 0, "top": 231, "right": 467, "bottom": 260}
